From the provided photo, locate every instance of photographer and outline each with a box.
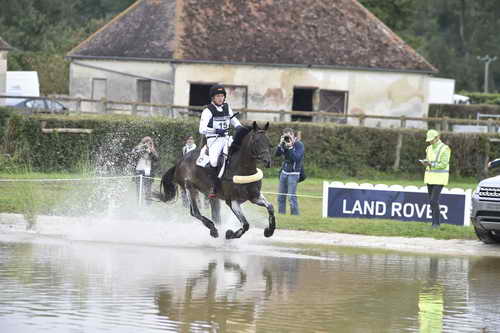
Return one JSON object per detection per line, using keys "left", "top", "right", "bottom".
{"left": 132, "top": 136, "right": 159, "bottom": 205}
{"left": 275, "top": 128, "right": 305, "bottom": 215}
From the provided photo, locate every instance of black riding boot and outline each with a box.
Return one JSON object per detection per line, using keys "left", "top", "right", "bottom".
{"left": 208, "top": 166, "right": 219, "bottom": 198}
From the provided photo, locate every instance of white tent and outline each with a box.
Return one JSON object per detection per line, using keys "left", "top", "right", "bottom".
{"left": 5, "top": 71, "right": 40, "bottom": 105}
{"left": 453, "top": 94, "right": 470, "bottom": 104}
{"left": 428, "top": 77, "right": 455, "bottom": 104}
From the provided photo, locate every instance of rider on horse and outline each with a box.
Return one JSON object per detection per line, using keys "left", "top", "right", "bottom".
{"left": 199, "top": 84, "right": 242, "bottom": 198}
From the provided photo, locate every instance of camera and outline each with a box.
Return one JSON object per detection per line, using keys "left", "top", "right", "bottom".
{"left": 137, "top": 143, "right": 150, "bottom": 153}
{"left": 283, "top": 135, "right": 292, "bottom": 143}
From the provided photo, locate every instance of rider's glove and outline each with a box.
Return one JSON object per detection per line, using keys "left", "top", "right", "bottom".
{"left": 215, "top": 128, "right": 226, "bottom": 137}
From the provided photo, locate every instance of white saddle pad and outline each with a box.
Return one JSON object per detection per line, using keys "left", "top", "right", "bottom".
{"left": 195, "top": 137, "right": 233, "bottom": 178}
{"left": 196, "top": 146, "right": 210, "bottom": 167}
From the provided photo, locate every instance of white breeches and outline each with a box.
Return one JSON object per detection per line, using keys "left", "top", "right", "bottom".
{"left": 207, "top": 137, "right": 227, "bottom": 167}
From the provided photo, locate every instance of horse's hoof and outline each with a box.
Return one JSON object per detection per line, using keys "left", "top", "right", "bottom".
{"left": 264, "top": 227, "right": 274, "bottom": 238}
{"left": 225, "top": 230, "right": 235, "bottom": 239}
{"left": 210, "top": 228, "right": 219, "bottom": 238}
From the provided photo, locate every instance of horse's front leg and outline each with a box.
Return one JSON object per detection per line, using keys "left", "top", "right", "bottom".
{"left": 250, "top": 194, "right": 276, "bottom": 238}
{"left": 225, "top": 200, "right": 250, "bottom": 240}
{"left": 186, "top": 186, "right": 219, "bottom": 238}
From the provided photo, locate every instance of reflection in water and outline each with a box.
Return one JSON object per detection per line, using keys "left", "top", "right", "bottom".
{"left": 419, "top": 258, "right": 443, "bottom": 333}
{"left": 1, "top": 238, "right": 500, "bottom": 332}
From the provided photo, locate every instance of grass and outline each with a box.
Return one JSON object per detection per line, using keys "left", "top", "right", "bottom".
{"left": 0, "top": 170, "right": 479, "bottom": 240}
{"left": 0, "top": 170, "right": 133, "bottom": 218}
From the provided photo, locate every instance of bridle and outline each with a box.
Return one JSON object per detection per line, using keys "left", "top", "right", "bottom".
{"left": 249, "top": 130, "right": 269, "bottom": 161}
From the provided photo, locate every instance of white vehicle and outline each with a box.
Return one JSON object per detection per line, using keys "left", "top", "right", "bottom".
{"left": 5, "top": 71, "right": 40, "bottom": 106}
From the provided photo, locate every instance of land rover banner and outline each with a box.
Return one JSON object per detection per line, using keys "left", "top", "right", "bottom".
{"left": 322, "top": 182, "right": 471, "bottom": 226}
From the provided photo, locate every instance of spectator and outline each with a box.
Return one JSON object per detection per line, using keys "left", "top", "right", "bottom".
{"left": 419, "top": 129, "right": 451, "bottom": 228}
{"left": 132, "top": 136, "right": 159, "bottom": 205}
{"left": 182, "top": 135, "right": 197, "bottom": 156}
{"left": 275, "top": 128, "right": 305, "bottom": 215}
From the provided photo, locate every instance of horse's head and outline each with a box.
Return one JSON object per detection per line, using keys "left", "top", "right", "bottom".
{"left": 249, "top": 121, "right": 272, "bottom": 168}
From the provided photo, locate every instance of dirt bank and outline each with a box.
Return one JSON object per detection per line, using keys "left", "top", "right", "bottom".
{"left": 272, "top": 229, "right": 500, "bottom": 257}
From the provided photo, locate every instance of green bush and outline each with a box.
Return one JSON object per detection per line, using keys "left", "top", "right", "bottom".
{"left": 2, "top": 110, "right": 500, "bottom": 178}
{"left": 2, "top": 113, "right": 198, "bottom": 174}
{"left": 429, "top": 103, "right": 500, "bottom": 119}
{"left": 459, "top": 92, "right": 500, "bottom": 105}
{"left": 0, "top": 107, "right": 15, "bottom": 148}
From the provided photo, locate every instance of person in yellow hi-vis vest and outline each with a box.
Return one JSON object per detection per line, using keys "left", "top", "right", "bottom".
{"left": 419, "top": 129, "right": 451, "bottom": 228}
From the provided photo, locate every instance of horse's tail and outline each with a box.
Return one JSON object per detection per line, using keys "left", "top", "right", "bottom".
{"left": 154, "top": 166, "right": 177, "bottom": 203}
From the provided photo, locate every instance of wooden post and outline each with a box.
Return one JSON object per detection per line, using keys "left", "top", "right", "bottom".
{"left": 76, "top": 98, "right": 82, "bottom": 114}
{"left": 279, "top": 110, "right": 285, "bottom": 122}
{"left": 400, "top": 116, "right": 407, "bottom": 128}
{"left": 393, "top": 132, "right": 403, "bottom": 171}
{"left": 441, "top": 117, "right": 449, "bottom": 132}
{"left": 358, "top": 115, "right": 365, "bottom": 127}
{"left": 98, "top": 98, "right": 107, "bottom": 114}
{"left": 487, "top": 118, "right": 495, "bottom": 133}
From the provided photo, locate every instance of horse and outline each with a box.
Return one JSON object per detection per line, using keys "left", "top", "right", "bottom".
{"left": 155, "top": 121, "right": 275, "bottom": 240}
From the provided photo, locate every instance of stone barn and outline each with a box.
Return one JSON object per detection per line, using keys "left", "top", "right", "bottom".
{"left": 67, "top": 0, "right": 437, "bottom": 127}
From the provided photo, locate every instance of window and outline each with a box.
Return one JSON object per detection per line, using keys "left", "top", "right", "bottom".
{"left": 189, "top": 83, "right": 213, "bottom": 112}
{"left": 319, "top": 90, "right": 348, "bottom": 123}
{"left": 91, "top": 78, "right": 107, "bottom": 100}
{"left": 25, "top": 99, "right": 45, "bottom": 109}
{"left": 46, "top": 100, "right": 65, "bottom": 111}
{"left": 292, "top": 87, "right": 316, "bottom": 122}
{"left": 292, "top": 88, "right": 349, "bottom": 123}
{"left": 319, "top": 90, "right": 348, "bottom": 114}
{"left": 137, "top": 79, "right": 151, "bottom": 103}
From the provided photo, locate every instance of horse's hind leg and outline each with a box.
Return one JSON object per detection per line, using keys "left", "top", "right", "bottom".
{"left": 225, "top": 200, "right": 250, "bottom": 240}
{"left": 210, "top": 198, "right": 221, "bottom": 225}
{"left": 186, "top": 187, "right": 219, "bottom": 238}
{"left": 250, "top": 194, "right": 276, "bottom": 238}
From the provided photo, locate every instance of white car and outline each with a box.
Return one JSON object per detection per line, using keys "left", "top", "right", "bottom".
{"left": 13, "top": 98, "right": 68, "bottom": 114}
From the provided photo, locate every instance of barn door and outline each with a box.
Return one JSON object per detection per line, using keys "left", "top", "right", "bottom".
{"left": 92, "top": 78, "right": 107, "bottom": 100}
{"left": 319, "top": 89, "right": 348, "bottom": 123}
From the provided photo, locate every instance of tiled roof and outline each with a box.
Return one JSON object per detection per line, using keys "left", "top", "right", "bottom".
{"left": 0, "top": 37, "right": 12, "bottom": 50}
{"left": 68, "top": 0, "right": 437, "bottom": 73}
{"left": 68, "top": 0, "right": 176, "bottom": 59}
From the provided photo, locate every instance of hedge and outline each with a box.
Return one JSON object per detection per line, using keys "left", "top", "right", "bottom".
{"left": 459, "top": 92, "right": 500, "bottom": 105}
{"left": 2, "top": 109, "right": 500, "bottom": 178}
{"left": 429, "top": 103, "right": 500, "bottom": 119}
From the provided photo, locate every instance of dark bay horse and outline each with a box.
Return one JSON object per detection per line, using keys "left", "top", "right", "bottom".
{"left": 156, "top": 122, "right": 276, "bottom": 239}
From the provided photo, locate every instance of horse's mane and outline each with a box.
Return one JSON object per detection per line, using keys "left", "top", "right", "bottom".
{"left": 229, "top": 125, "right": 251, "bottom": 155}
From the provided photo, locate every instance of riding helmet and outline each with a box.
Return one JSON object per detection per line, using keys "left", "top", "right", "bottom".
{"left": 209, "top": 84, "right": 226, "bottom": 99}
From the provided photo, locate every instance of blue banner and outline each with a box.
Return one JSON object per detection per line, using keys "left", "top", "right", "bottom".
{"left": 327, "top": 187, "right": 466, "bottom": 226}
